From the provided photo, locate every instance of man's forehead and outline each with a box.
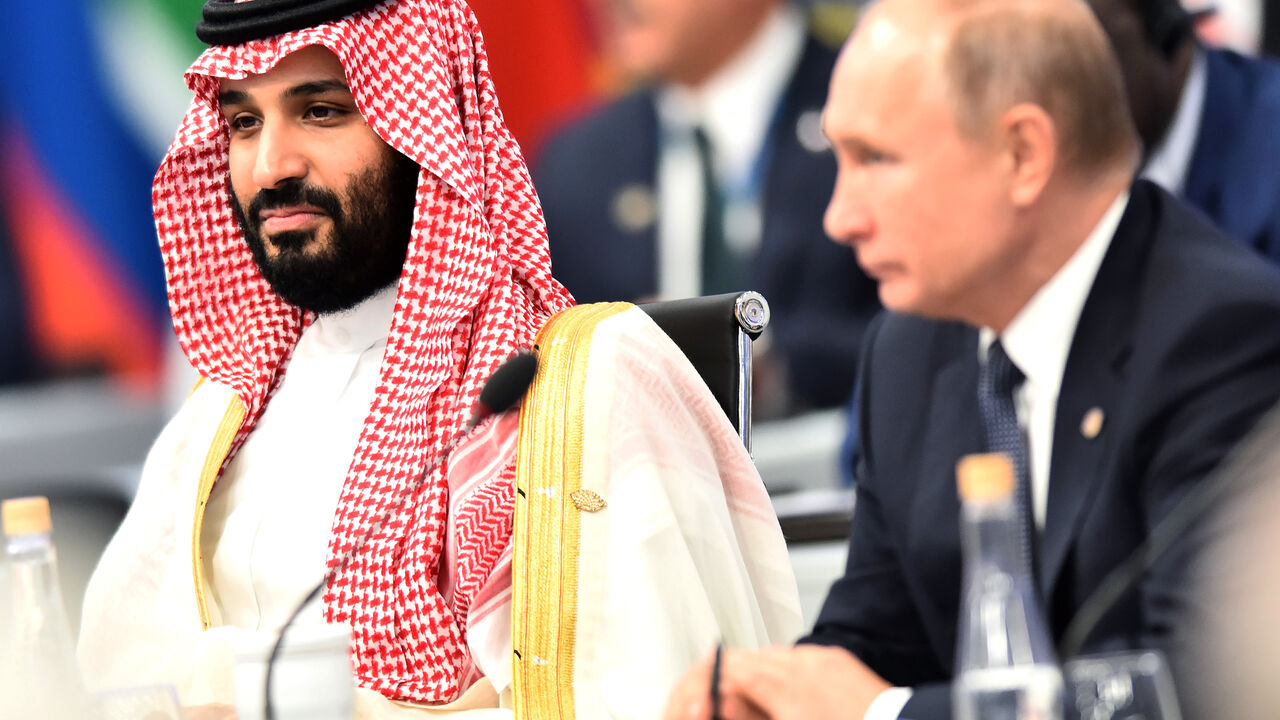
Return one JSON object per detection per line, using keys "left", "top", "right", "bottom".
{"left": 833, "top": 19, "right": 935, "bottom": 104}
{"left": 218, "top": 45, "right": 349, "bottom": 95}
{"left": 824, "top": 16, "right": 947, "bottom": 141}
{"left": 846, "top": 0, "right": 947, "bottom": 75}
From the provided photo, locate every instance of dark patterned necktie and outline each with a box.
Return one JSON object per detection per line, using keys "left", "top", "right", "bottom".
{"left": 977, "top": 339, "right": 1037, "bottom": 579}
{"left": 692, "top": 126, "right": 740, "bottom": 295}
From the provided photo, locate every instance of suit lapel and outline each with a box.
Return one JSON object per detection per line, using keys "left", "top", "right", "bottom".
{"left": 920, "top": 332, "right": 984, "bottom": 509}
{"left": 913, "top": 328, "right": 982, "bottom": 661}
{"left": 1039, "top": 360, "right": 1122, "bottom": 600}
{"left": 1039, "top": 184, "right": 1156, "bottom": 599}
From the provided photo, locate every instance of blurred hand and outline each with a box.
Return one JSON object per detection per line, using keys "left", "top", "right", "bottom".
{"left": 663, "top": 645, "right": 891, "bottom": 720}
{"left": 663, "top": 648, "right": 768, "bottom": 720}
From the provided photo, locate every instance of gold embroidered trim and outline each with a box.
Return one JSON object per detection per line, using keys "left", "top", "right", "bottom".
{"left": 191, "top": 391, "right": 247, "bottom": 630}
{"left": 512, "top": 302, "right": 630, "bottom": 720}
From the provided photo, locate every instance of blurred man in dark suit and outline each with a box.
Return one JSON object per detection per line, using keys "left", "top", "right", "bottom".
{"left": 664, "top": 0, "right": 1280, "bottom": 717}
{"left": 535, "top": 0, "right": 879, "bottom": 413}
{"left": 0, "top": 220, "right": 36, "bottom": 385}
{"left": 1266, "top": 3, "right": 1280, "bottom": 57}
{"left": 1088, "top": 0, "right": 1280, "bottom": 259}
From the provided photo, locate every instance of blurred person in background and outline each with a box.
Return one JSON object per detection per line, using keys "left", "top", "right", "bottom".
{"left": 0, "top": 221, "right": 37, "bottom": 386}
{"left": 1267, "top": 3, "right": 1280, "bottom": 57}
{"left": 664, "top": 0, "right": 1280, "bottom": 717}
{"left": 1088, "top": 0, "right": 1280, "bottom": 259}
{"left": 1185, "top": 0, "right": 1262, "bottom": 52}
{"left": 535, "top": 0, "right": 880, "bottom": 416}
{"left": 76, "top": 0, "right": 799, "bottom": 716}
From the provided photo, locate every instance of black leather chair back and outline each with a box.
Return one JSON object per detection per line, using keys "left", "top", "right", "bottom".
{"left": 639, "top": 291, "right": 770, "bottom": 449}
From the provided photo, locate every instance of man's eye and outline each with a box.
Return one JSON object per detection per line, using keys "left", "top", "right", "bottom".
{"left": 859, "top": 147, "right": 890, "bottom": 165}
{"left": 228, "top": 114, "right": 260, "bottom": 132}
{"left": 305, "top": 105, "right": 343, "bottom": 121}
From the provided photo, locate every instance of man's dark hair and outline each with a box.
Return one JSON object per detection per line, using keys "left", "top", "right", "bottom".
{"left": 1137, "top": 0, "right": 1193, "bottom": 59}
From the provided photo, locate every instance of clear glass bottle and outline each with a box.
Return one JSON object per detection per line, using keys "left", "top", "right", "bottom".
{"left": 3, "top": 496, "right": 98, "bottom": 719}
{"left": 952, "top": 454, "right": 1063, "bottom": 720}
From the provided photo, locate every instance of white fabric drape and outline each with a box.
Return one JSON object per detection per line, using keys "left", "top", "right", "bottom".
{"left": 78, "top": 306, "right": 801, "bottom": 718}
{"left": 566, "top": 307, "right": 803, "bottom": 719}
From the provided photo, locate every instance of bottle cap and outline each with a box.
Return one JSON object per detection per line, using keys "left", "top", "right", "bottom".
{"left": 956, "top": 454, "right": 1015, "bottom": 502}
{"left": 2, "top": 496, "right": 52, "bottom": 537}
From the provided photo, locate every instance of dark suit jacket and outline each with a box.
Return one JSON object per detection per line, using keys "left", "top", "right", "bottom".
{"left": 1184, "top": 48, "right": 1280, "bottom": 261}
{"left": 837, "top": 48, "right": 1280, "bottom": 481}
{"left": 0, "top": 220, "right": 35, "bottom": 385}
{"left": 804, "top": 181, "right": 1280, "bottom": 717}
{"left": 534, "top": 35, "right": 880, "bottom": 409}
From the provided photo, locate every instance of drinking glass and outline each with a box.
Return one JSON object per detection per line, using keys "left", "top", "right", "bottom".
{"left": 1064, "top": 650, "right": 1181, "bottom": 720}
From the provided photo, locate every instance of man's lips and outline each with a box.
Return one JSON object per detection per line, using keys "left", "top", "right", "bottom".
{"left": 259, "top": 206, "right": 327, "bottom": 234}
{"left": 858, "top": 259, "right": 904, "bottom": 282}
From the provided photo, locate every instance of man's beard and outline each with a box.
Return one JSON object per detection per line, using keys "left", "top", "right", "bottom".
{"left": 229, "top": 151, "right": 420, "bottom": 314}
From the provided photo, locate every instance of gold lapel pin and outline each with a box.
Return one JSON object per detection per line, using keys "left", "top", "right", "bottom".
{"left": 570, "top": 489, "right": 607, "bottom": 513}
{"left": 1081, "top": 407, "right": 1105, "bottom": 439}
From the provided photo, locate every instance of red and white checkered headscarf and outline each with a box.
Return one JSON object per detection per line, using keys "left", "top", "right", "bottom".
{"left": 153, "top": 0, "right": 573, "bottom": 702}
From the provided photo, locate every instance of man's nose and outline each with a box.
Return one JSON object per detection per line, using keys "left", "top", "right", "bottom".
{"left": 252, "top": 123, "right": 308, "bottom": 190}
{"left": 824, "top": 177, "right": 872, "bottom": 247}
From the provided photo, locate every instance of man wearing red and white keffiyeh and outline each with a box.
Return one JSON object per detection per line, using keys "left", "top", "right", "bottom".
{"left": 78, "top": 0, "right": 801, "bottom": 716}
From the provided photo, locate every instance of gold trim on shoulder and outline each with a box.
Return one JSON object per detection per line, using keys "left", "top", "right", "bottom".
{"left": 191, "top": 390, "right": 247, "bottom": 630}
{"left": 512, "top": 302, "right": 630, "bottom": 720}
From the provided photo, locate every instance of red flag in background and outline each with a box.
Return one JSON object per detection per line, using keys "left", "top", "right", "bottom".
{"left": 469, "top": 0, "right": 610, "bottom": 163}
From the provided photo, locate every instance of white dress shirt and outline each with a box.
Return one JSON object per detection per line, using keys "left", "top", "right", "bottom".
{"left": 201, "top": 285, "right": 398, "bottom": 631}
{"left": 653, "top": 4, "right": 807, "bottom": 299}
{"left": 1141, "top": 48, "right": 1207, "bottom": 196}
{"left": 865, "top": 191, "right": 1130, "bottom": 720}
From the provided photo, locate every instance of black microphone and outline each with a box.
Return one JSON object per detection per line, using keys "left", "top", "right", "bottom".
{"left": 469, "top": 350, "right": 539, "bottom": 429}
{"left": 263, "top": 350, "right": 538, "bottom": 720}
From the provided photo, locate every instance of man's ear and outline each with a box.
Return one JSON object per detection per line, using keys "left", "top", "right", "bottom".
{"left": 1000, "top": 103, "right": 1056, "bottom": 208}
